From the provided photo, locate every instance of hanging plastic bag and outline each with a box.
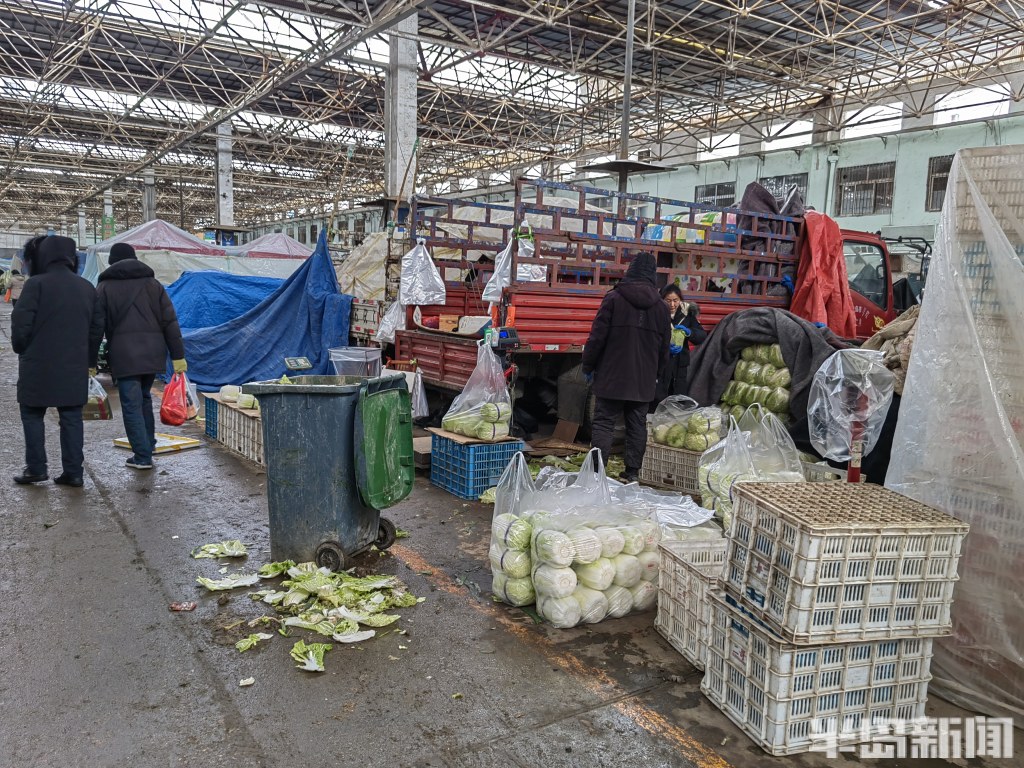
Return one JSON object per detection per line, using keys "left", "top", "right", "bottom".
{"left": 513, "top": 225, "right": 546, "bottom": 283}
{"left": 650, "top": 395, "right": 722, "bottom": 451}
{"left": 411, "top": 369, "right": 428, "bottom": 420}
{"left": 160, "top": 373, "right": 189, "bottom": 426}
{"left": 441, "top": 340, "right": 512, "bottom": 441}
{"left": 375, "top": 301, "right": 406, "bottom": 344}
{"left": 482, "top": 235, "right": 514, "bottom": 305}
{"left": 183, "top": 373, "right": 199, "bottom": 420}
{"left": 490, "top": 453, "right": 538, "bottom": 606}
{"left": 84, "top": 376, "right": 113, "bottom": 420}
{"left": 398, "top": 238, "right": 446, "bottom": 306}
{"left": 808, "top": 349, "right": 895, "bottom": 461}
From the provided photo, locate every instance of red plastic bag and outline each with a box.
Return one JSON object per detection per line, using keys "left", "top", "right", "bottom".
{"left": 160, "top": 373, "right": 188, "bottom": 426}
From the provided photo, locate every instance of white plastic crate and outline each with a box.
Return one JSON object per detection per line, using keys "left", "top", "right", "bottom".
{"left": 216, "top": 400, "right": 264, "bottom": 467}
{"left": 639, "top": 433, "right": 702, "bottom": 496}
{"left": 701, "top": 591, "right": 933, "bottom": 756}
{"left": 726, "top": 483, "right": 969, "bottom": 644}
{"left": 654, "top": 538, "right": 728, "bottom": 670}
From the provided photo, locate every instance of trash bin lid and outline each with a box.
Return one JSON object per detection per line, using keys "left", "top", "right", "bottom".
{"left": 354, "top": 374, "right": 415, "bottom": 510}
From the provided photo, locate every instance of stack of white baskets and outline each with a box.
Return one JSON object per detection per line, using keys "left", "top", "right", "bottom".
{"left": 655, "top": 481, "right": 970, "bottom": 756}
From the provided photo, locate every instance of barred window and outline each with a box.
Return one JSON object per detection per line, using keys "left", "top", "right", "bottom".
{"left": 694, "top": 181, "right": 736, "bottom": 208}
{"left": 926, "top": 155, "right": 954, "bottom": 212}
{"left": 836, "top": 162, "right": 895, "bottom": 216}
{"left": 759, "top": 173, "right": 809, "bottom": 202}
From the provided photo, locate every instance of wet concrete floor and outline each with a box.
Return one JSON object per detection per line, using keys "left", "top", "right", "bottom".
{"left": 0, "top": 305, "right": 1007, "bottom": 767}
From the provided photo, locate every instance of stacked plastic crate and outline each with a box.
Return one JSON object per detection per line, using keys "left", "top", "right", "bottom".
{"left": 699, "top": 482, "right": 969, "bottom": 756}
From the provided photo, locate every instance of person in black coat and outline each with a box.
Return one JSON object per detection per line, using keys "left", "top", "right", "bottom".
{"left": 581, "top": 252, "right": 670, "bottom": 481}
{"left": 11, "top": 235, "right": 97, "bottom": 487}
{"left": 88, "top": 243, "right": 187, "bottom": 470}
{"left": 654, "top": 284, "right": 707, "bottom": 404}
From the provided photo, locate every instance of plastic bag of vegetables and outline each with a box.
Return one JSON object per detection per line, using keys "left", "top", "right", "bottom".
{"left": 651, "top": 396, "right": 722, "bottom": 449}
{"left": 441, "top": 339, "right": 513, "bottom": 441}
{"left": 489, "top": 453, "right": 537, "bottom": 606}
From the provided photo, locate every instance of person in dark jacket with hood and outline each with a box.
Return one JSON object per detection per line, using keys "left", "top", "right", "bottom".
{"left": 581, "top": 252, "right": 670, "bottom": 482}
{"left": 11, "top": 235, "right": 97, "bottom": 487}
{"left": 88, "top": 243, "right": 187, "bottom": 470}
{"left": 653, "top": 284, "right": 707, "bottom": 404}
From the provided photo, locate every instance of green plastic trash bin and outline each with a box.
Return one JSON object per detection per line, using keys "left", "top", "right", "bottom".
{"left": 242, "top": 374, "right": 414, "bottom": 571}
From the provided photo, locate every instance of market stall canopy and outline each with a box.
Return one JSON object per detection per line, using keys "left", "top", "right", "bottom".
{"left": 223, "top": 232, "right": 312, "bottom": 260}
{"left": 87, "top": 219, "right": 222, "bottom": 256}
{"left": 180, "top": 230, "right": 352, "bottom": 391}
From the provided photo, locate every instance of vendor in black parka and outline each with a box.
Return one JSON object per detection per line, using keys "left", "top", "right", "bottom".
{"left": 11, "top": 236, "right": 97, "bottom": 487}
{"left": 654, "top": 284, "right": 707, "bottom": 403}
{"left": 582, "top": 252, "right": 670, "bottom": 482}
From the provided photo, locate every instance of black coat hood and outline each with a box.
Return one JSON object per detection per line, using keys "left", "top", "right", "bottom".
{"left": 98, "top": 258, "right": 156, "bottom": 282}
{"left": 615, "top": 279, "right": 662, "bottom": 309}
{"left": 35, "top": 236, "right": 78, "bottom": 274}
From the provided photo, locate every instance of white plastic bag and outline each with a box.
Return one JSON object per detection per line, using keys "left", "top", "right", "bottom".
{"left": 374, "top": 301, "right": 406, "bottom": 344}
{"left": 398, "top": 238, "right": 446, "bottom": 306}
{"left": 482, "top": 236, "right": 514, "bottom": 305}
{"left": 441, "top": 340, "right": 512, "bottom": 441}
{"left": 412, "top": 369, "right": 428, "bottom": 420}
{"left": 808, "top": 349, "right": 895, "bottom": 461}
{"left": 483, "top": 225, "right": 544, "bottom": 306}
{"left": 85, "top": 376, "right": 113, "bottom": 420}
{"left": 513, "top": 229, "right": 547, "bottom": 282}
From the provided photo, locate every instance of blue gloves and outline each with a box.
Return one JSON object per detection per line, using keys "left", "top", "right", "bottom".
{"left": 678, "top": 325, "right": 691, "bottom": 337}
{"left": 669, "top": 344, "right": 684, "bottom": 355}
{"left": 781, "top": 274, "right": 795, "bottom": 293}
{"left": 583, "top": 372, "right": 594, "bottom": 385}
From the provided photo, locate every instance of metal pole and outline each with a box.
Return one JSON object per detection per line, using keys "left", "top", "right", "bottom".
{"left": 618, "top": 0, "right": 637, "bottom": 195}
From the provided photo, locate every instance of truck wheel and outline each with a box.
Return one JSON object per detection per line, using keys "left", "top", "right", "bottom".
{"left": 315, "top": 541, "right": 348, "bottom": 572}
{"left": 376, "top": 518, "right": 397, "bottom": 550}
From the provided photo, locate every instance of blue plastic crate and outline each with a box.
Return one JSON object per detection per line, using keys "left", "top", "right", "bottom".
{"left": 429, "top": 434, "right": 523, "bottom": 500}
{"left": 204, "top": 395, "right": 218, "bottom": 438}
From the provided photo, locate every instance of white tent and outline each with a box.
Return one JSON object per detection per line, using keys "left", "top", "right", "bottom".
{"left": 83, "top": 219, "right": 305, "bottom": 284}
{"left": 224, "top": 232, "right": 311, "bottom": 259}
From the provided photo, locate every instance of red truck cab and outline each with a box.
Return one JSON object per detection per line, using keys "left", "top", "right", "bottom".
{"left": 841, "top": 230, "right": 898, "bottom": 340}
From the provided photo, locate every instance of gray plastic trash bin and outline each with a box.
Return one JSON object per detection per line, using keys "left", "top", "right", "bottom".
{"left": 242, "top": 374, "right": 414, "bottom": 571}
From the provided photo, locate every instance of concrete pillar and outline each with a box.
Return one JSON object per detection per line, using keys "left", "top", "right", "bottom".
{"left": 102, "top": 190, "right": 115, "bottom": 239}
{"left": 811, "top": 103, "right": 840, "bottom": 144}
{"left": 1007, "top": 72, "right": 1024, "bottom": 114}
{"left": 384, "top": 15, "right": 417, "bottom": 202}
{"left": 77, "top": 208, "right": 87, "bottom": 246}
{"left": 215, "top": 121, "right": 235, "bottom": 227}
{"left": 142, "top": 169, "right": 157, "bottom": 221}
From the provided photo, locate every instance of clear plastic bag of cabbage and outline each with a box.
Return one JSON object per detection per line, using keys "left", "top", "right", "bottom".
{"left": 651, "top": 396, "right": 722, "bottom": 449}
{"left": 489, "top": 452, "right": 537, "bottom": 606}
{"left": 527, "top": 500, "right": 664, "bottom": 628}
{"left": 441, "top": 340, "right": 513, "bottom": 441}
{"left": 697, "top": 415, "right": 758, "bottom": 530}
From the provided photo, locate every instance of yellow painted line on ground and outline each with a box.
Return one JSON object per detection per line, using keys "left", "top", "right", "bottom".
{"left": 392, "top": 543, "right": 735, "bottom": 768}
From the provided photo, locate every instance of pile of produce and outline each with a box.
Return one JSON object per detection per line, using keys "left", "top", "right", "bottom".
{"left": 718, "top": 344, "right": 791, "bottom": 421}
{"left": 650, "top": 396, "right": 722, "bottom": 452}
{"left": 530, "top": 511, "right": 662, "bottom": 628}
{"left": 442, "top": 402, "right": 511, "bottom": 441}
{"left": 488, "top": 508, "right": 662, "bottom": 625}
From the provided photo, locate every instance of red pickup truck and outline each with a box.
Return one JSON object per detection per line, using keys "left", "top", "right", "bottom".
{"left": 396, "top": 179, "right": 897, "bottom": 392}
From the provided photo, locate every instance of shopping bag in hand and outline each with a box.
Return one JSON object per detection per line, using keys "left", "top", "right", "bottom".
{"left": 182, "top": 373, "right": 199, "bottom": 420}
{"left": 84, "top": 376, "right": 113, "bottom": 420}
{"left": 160, "top": 373, "right": 189, "bottom": 426}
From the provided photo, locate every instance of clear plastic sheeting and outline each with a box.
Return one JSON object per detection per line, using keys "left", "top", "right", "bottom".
{"left": 398, "top": 239, "right": 446, "bottom": 307}
{"left": 887, "top": 147, "right": 1024, "bottom": 720}
{"left": 441, "top": 341, "right": 512, "bottom": 441}
{"left": 807, "top": 349, "right": 894, "bottom": 462}
{"left": 374, "top": 301, "right": 405, "bottom": 344}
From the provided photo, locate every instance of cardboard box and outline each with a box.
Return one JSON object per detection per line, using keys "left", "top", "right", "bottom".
{"left": 439, "top": 314, "right": 460, "bottom": 333}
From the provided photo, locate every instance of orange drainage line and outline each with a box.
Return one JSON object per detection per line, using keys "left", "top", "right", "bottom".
{"left": 391, "top": 543, "right": 735, "bottom": 768}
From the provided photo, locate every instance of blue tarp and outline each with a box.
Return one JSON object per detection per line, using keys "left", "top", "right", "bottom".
{"left": 167, "top": 271, "right": 283, "bottom": 332}
{"left": 180, "top": 232, "right": 352, "bottom": 391}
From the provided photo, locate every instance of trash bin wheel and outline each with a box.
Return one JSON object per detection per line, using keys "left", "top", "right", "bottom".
{"left": 376, "top": 517, "right": 397, "bottom": 550}
{"left": 315, "top": 541, "right": 348, "bottom": 572}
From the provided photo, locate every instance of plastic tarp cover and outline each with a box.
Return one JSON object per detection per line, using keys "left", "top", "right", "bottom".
{"left": 335, "top": 231, "right": 388, "bottom": 300}
{"left": 167, "top": 271, "right": 284, "bottom": 332}
{"left": 87, "top": 219, "right": 223, "bottom": 256}
{"left": 223, "top": 232, "right": 311, "bottom": 259}
{"left": 180, "top": 231, "right": 352, "bottom": 391}
{"left": 886, "top": 147, "right": 1024, "bottom": 720}
{"left": 790, "top": 212, "right": 857, "bottom": 337}
{"left": 84, "top": 248, "right": 304, "bottom": 285}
